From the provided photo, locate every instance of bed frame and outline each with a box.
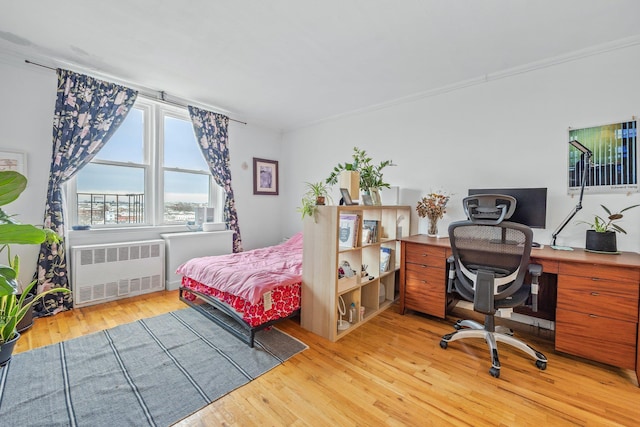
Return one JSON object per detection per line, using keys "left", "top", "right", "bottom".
{"left": 179, "top": 286, "right": 300, "bottom": 347}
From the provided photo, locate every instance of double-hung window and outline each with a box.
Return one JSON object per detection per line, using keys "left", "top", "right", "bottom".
{"left": 68, "top": 96, "right": 221, "bottom": 227}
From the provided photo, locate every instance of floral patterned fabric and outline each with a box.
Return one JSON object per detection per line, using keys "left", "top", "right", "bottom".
{"left": 188, "top": 106, "right": 243, "bottom": 252}
{"left": 34, "top": 69, "right": 137, "bottom": 316}
{"left": 181, "top": 277, "right": 301, "bottom": 327}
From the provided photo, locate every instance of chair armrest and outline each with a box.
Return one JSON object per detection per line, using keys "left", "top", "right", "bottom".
{"left": 528, "top": 263, "right": 542, "bottom": 277}
{"left": 446, "top": 255, "right": 456, "bottom": 294}
{"left": 528, "top": 263, "right": 543, "bottom": 312}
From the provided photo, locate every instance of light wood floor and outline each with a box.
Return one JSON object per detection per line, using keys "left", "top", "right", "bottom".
{"left": 15, "top": 290, "right": 640, "bottom": 426}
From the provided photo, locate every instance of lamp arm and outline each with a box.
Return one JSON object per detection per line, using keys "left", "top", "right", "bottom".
{"left": 551, "top": 152, "right": 592, "bottom": 246}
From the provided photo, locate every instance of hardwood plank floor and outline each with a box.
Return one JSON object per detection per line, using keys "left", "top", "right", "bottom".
{"left": 14, "top": 290, "right": 640, "bottom": 426}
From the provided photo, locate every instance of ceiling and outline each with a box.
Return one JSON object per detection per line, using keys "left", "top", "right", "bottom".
{"left": 2, "top": 1, "right": 640, "bottom": 131}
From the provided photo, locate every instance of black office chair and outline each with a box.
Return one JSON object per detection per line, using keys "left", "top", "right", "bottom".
{"left": 440, "top": 195, "right": 547, "bottom": 378}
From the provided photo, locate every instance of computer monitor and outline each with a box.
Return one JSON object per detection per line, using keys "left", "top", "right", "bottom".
{"left": 467, "top": 187, "right": 547, "bottom": 229}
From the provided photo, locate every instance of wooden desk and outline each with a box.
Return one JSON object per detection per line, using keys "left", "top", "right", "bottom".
{"left": 399, "top": 234, "right": 640, "bottom": 385}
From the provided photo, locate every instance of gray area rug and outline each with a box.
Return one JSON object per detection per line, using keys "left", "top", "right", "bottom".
{"left": 0, "top": 307, "right": 307, "bottom": 427}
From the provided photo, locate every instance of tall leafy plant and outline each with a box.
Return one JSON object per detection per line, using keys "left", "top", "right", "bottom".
{"left": 0, "top": 170, "right": 69, "bottom": 345}
{"left": 325, "top": 147, "right": 394, "bottom": 191}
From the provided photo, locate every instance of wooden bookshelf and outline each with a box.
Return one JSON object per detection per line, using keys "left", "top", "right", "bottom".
{"left": 301, "top": 205, "right": 411, "bottom": 341}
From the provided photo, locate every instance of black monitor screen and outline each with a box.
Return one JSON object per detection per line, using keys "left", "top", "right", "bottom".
{"left": 467, "top": 187, "right": 547, "bottom": 228}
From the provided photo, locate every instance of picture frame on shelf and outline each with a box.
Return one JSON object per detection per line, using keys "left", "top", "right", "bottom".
{"left": 340, "top": 188, "right": 357, "bottom": 205}
{"left": 370, "top": 188, "right": 382, "bottom": 205}
{"left": 0, "top": 149, "right": 26, "bottom": 176}
{"left": 253, "top": 157, "right": 279, "bottom": 195}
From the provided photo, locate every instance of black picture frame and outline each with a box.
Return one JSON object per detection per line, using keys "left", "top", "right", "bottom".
{"left": 253, "top": 157, "right": 279, "bottom": 195}
{"left": 340, "top": 188, "right": 357, "bottom": 205}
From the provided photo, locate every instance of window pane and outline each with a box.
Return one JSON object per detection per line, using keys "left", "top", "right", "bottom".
{"left": 77, "top": 164, "right": 145, "bottom": 225}
{"left": 164, "top": 116, "right": 209, "bottom": 171}
{"left": 164, "top": 170, "right": 210, "bottom": 223}
{"left": 94, "top": 108, "right": 144, "bottom": 163}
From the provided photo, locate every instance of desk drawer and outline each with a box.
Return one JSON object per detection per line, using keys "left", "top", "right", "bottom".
{"left": 404, "top": 269, "right": 446, "bottom": 318}
{"left": 404, "top": 243, "right": 446, "bottom": 267}
{"left": 556, "top": 308, "right": 637, "bottom": 370}
{"left": 559, "top": 262, "right": 640, "bottom": 283}
{"left": 557, "top": 275, "right": 639, "bottom": 322}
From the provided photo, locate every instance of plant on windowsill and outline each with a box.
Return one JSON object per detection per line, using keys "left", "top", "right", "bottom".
{"left": 0, "top": 170, "right": 70, "bottom": 366}
{"left": 297, "top": 181, "right": 333, "bottom": 221}
{"left": 577, "top": 203, "right": 640, "bottom": 253}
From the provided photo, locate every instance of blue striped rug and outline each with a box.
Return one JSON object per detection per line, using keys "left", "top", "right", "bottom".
{"left": 0, "top": 307, "right": 306, "bottom": 427}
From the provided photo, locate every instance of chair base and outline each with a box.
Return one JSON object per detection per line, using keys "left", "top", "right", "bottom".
{"left": 440, "top": 319, "right": 548, "bottom": 378}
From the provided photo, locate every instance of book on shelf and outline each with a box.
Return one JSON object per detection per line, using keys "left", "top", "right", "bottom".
{"left": 380, "top": 247, "right": 392, "bottom": 272}
{"left": 339, "top": 214, "right": 360, "bottom": 248}
{"left": 362, "top": 219, "right": 379, "bottom": 244}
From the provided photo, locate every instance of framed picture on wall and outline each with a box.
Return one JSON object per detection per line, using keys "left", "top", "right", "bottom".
{"left": 568, "top": 118, "right": 638, "bottom": 194}
{"left": 0, "top": 150, "right": 26, "bottom": 176}
{"left": 253, "top": 157, "right": 279, "bottom": 195}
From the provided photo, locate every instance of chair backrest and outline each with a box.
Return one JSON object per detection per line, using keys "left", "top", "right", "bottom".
{"left": 448, "top": 219, "right": 533, "bottom": 305}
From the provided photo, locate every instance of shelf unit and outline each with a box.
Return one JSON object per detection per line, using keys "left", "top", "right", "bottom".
{"left": 301, "top": 205, "right": 411, "bottom": 341}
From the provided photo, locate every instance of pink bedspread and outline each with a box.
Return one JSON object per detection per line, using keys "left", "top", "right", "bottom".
{"left": 176, "top": 232, "right": 303, "bottom": 305}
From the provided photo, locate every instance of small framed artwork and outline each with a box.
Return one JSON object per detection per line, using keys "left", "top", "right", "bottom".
{"left": 0, "top": 150, "right": 26, "bottom": 176}
{"left": 253, "top": 157, "right": 279, "bottom": 195}
{"left": 340, "top": 188, "right": 358, "bottom": 205}
{"left": 370, "top": 188, "right": 382, "bottom": 205}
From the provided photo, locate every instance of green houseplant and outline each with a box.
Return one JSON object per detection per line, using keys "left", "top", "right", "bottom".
{"left": 0, "top": 170, "right": 69, "bottom": 365}
{"left": 578, "top": 203, "right": 639, "bottom": 253}
{"left": 325, "top": 147, "right": 394, "bottom": 195}
{"left": 297, "top": 181, "right": 333, "bottom": 221}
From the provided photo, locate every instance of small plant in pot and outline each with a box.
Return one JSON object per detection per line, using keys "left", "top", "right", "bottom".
{"left": 297, "top": 181, "right": 333, "bottom": 221}
{"left": 0, "top": 170, "right": 70, "bottom": 365}
{"left": 577, "top": 203, "right": 639, "bottom": 253}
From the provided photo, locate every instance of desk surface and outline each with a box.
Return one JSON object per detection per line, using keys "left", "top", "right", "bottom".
{"left": 401, "top": 234, "right": 640, "bottom": 269}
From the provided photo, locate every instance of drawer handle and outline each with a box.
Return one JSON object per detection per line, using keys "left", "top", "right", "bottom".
{"left": 420, "top": 265, "right": 427, "bottom": 268}
{"left": 589, "top": 314, "right": 598, "bottom": 318}
{"left": 591, "top": 277, "right": 600, "bottom": 281}
{"left": 590, "top": 292, "right": 599, "bottom": 296}
{"left": 421, "top": 253, "right": 427, "bottom": 257}
{"left": 421, "top": 280, "right": 427, "bottom": 284}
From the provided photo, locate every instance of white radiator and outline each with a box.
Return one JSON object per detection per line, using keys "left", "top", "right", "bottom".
{"left": 71, "top": 240, "right": 165, "bottom": 308}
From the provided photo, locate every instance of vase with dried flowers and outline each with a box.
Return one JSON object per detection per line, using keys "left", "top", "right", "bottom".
{"left": 416, "top": 192, "right": 450, "bottom": 237}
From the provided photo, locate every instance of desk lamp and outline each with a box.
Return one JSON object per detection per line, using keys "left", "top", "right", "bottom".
{"left": 551, "top": 139, "right": 593, "bottom": 248}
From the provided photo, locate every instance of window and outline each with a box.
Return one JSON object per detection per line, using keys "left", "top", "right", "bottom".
{"left": 69, "top": 96, "right": 222, "bottom": 227}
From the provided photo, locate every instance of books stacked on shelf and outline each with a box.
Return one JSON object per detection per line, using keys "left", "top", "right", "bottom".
{"left": 361, "top": 219, "right": 380, "bottom": 244}
{"left": 339, "top": 213, "right": 360, "bottom": 248}
{"left": 380, "top": 247, "right": 392, "bottom": 272}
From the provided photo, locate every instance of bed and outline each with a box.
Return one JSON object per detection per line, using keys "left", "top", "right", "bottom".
{"left": 176, "top": 232, "right": 303, "bottom": 347}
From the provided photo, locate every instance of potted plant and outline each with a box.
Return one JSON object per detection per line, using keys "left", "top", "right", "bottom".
{"left": 0, "top": 170, "right": 70, "bottom": 365}
{"left": 578, "top": 203, "right": 639, "bottom": 253}
{"left": 297, "top": 181, "right": 333, "bottom": 221}
{"left": 326, "top": 147, "right": 394, "bottom": 201}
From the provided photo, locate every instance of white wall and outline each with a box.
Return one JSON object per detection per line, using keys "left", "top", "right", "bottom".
{"left": 0, "top": 55, "right": 284, "bottom": 285}
{"left": 3, "top": 40, "right": 640, "bottom": 290}
{"left": 280, "top": 44, "right": 640, "bottom": 253}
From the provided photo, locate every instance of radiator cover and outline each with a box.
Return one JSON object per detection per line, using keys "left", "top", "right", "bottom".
{"left": 71, "top": 239, "right": 165, "bottom": 308}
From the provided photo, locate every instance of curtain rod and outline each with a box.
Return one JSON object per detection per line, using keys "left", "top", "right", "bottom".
{"left": 25, "top": 59, "right": 247, "bottom": 125}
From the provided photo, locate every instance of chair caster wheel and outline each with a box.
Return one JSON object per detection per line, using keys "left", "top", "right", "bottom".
{"left": 440, "top": 340, "right": 448, "bottom": 349}
{"left": 489, "top": 367, "right": 500, "bottom": 378}
{"left": 454, "top": 321, "right": 462, "bottom": 330}
{"left": 536, "top": 360, "right": 547, "bottom": 370}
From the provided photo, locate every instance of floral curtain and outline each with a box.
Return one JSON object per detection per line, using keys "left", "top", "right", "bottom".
{"left": 188, "top": 106, "right": 243, "bottom": 252}
{"left": 34, "top": 69, "right": 137, "bottom": 316}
